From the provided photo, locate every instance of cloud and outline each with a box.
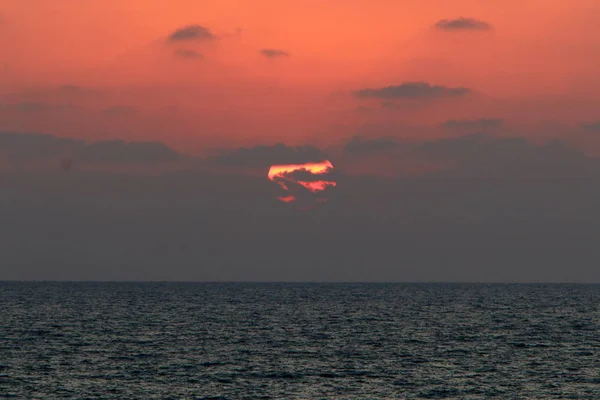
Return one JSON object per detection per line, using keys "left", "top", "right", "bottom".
{"left": 353, "top": 82, "right": 471, "bottom": 100}
{"left": 339, "top": 133, "right": 599, "bottom": 179}
{"left": 434, "top": 17, "right": 492, "bottom": 31}
{"left": 343, "top": 136, "right": 400, "bottom": 157}
{"left": 418, "top": 133, "right": 597, "bottom": 177}
{"left": 581, "top": 121, "right": 600, "bottom": 131}
{"left": 379, "top": 100, "right": 424, "bottom": 111}
{"left": 174, "top": 49, "right": 204, "bottom": 60}
{"left": 167, "top": 25, "right": 216, "bottom": 42}
{"left": 2, "top": 138, "right": 600, "bottom": 282}
{"left": 102, "top": 105, "right": 138, "bottom": 117}
{"left": 0, "top": 132, "right": 81, "bottom": 160}
{"left": 0, "top": 102, "right": 78, "bottom": 113}
{"left": 260, "top": 48, "right": 290, "bottom": 58}
{"left": 268, "top": 161, "right": 338, "bottom": 209}
{"left": 277, "top": 167, "right": 336, "bottom": 183}
{"left": 442, "top": 118, "right": 504, "bottom": 130}
{"left": 210, "top": 143, "right": 329, "bottom": 168}
{"left": 76, "top": 140, "right": 181, "bottom": 163}
{"left": 0, "top": 132, "right": 180, "bottom": 163}
{"left": 2, "top": 85, "right": 100, "bottom": 101}
{"left": 3, "top": 132, "right": 600, "bottom": 282}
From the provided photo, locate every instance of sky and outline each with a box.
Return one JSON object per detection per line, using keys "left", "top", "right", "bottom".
{"left": 3, "top": 0, "right": 600, "bottom": 151}
{"left": 2, "top": 1, "right": 600, "bottom": 282}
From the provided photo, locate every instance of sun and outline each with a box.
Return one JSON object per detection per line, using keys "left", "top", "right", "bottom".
{"left": 268, "top": 160, "right": 336, "bottom": 206}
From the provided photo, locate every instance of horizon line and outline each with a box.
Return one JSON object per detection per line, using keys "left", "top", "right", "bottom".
{"left": 1, "top": 280, "right": 599, "bottom": 285}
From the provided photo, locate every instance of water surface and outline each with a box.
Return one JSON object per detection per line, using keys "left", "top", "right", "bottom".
{"left": 1, "top": 282, "right": 599, "bottom": 398}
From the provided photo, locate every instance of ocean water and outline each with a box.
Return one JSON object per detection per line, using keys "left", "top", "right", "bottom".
{"left": 1, "top": 282, "right": 599, "bottom": 399}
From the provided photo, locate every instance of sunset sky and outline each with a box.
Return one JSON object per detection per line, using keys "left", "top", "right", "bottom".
{"left": 3, "top": 0, "right": 600, "bottom": 154}
{"left": 4, "top": 1, "right": 600, "bottom": 282}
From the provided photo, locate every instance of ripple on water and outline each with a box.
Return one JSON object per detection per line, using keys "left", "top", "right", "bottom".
{"left": 1, "top": 282, "right": 599, "bottom": 399}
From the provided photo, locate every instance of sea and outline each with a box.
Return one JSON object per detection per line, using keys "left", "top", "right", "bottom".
{"left": 1, "top": 282, "right": 599, "bottom": 399}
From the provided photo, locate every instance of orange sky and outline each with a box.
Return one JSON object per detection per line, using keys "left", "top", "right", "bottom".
{"left": 2, "top": 0, "right": 600, "bottom": 153}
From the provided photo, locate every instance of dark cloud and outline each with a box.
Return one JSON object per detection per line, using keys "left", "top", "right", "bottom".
{"left": 354, "top": 82, "right": 471, "bottom": 100}
{"left": 210, "top": 143, "right": 329, "bottom": 168}
{"left": 102, "top": 105, "right": 138, "bottom": 117}
{"left": 581, "top": 121, "right": 600, "bottom": 131}
{"left": 442, "top": 118, "right": 504, "bottom": 130}
{"left": 269, "top": 164, "right": 338, "bottom": 210}
{"left": 343, "top": 136, "right": 400, "bottom": 157}
{"left": 434, "top": 17, "right": 492, "bottom": 31}
{"left": 2, "top": 138, "right": 600, "bottom": 282}
{"left": 77, "top": 140, "right": 180, "bottom": 163}
{"left": 2, "top": 132, "right": 600, "bottom": 282}
{"left": 2, "top": 85, "right": 100, "bottom": 101}
{"left": 0, "top": 102, "right": 78, "bottom": 113}
{"left": 379, "top": 101, "right": 424, "bottom": 111}
{"left": 339, "top": 133, "right": 599, "bottom": 178}
{"left": 419, "top": 133, "right": 597, "bottom": 178}
{"left": 0, "top": 132, "right": 180, "bottom": 163}
{"left": 0, "top": 132, "right": 80, "bottom": 159}
{"left": 277, "top": 167, "right": 337, "bottom": 183}
{"left": 272, "top": 174, "right": 336, "bottom": 205}
{"left": 260, "top": 48, "right": 290, "bottom": 58}
{"left": 174, "top": 49, "right": 204, "bottom": 59}
{"left": 167, "top": 25, "right": 215, "bottom": 42}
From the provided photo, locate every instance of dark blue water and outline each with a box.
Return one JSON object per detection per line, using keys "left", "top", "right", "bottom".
{"left": 1, "top": 282, "right": 599, "bottom": 399}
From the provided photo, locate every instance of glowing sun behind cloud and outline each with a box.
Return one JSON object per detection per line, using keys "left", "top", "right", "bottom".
{"left": 268, "top": 160, "right": 336, "bottom": 207}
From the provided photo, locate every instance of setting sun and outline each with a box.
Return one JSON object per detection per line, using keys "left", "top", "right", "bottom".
{"left": 268, "top": 160, "right": 336, "bottom": 204}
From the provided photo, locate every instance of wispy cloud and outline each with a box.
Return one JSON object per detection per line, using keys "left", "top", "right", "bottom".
{"left": 581, "top": 121, "right": 600, "bottom": 131}
{"left": 167, "top": 25, "right": 216, "bottom": 42}
{"left": 435, "top": 17, "right": 492, "bottom": 31}
{"left": 0, "top": 102, "right": 79, "bottom": 113}
{"left": 260, "top": 48, "right": 290, "bottom": 58}
{"left": 354, "top": 82, "right": 471, "bottom": 100}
